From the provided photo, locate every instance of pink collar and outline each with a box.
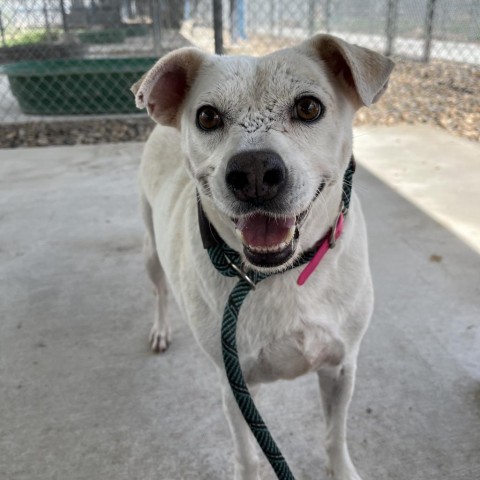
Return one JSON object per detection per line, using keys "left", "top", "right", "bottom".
{"left": 297, "top": 211, "right": 345, "bottom": 286}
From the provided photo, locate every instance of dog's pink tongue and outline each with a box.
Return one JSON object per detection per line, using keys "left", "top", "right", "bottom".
{"left": 236, "top": 214, "right": 295, "bottom": 247}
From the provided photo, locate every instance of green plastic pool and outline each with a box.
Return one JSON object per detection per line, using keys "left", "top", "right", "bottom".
{"left": 1, "top": 57, "right": 157, "bottom": 115}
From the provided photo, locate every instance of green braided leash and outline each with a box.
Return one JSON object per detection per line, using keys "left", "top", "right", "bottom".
{"left": 205, "top": 158, "right": 356, "bottom": 480}
{"left": 208, "top": 243, "right": 313, "bottom": 479}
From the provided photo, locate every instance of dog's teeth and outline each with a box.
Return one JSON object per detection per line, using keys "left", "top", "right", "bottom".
{"left": 247, "top": 240, "right": 291, "bottom": 254}
{"left": 284, "top": 225, "right": 296, "bottom": 244}
{"left": 235, "top": 229, "right": 244, "bottom": 241}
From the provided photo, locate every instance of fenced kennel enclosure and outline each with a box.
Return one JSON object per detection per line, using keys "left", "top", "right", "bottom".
{"left": 0, "top": 0, "right": 479, "bottom": 147}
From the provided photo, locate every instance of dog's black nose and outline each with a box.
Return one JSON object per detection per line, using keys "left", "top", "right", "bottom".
{"left": 225, "top": 151, "right": 287, "bottom": 204}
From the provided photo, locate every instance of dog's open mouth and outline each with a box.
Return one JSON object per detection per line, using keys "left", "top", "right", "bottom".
{"left": 234, "top": 212, "right": 304, "bottom": 268}
{"left": 231, "top": 182, "right": 325, "bottom": 268}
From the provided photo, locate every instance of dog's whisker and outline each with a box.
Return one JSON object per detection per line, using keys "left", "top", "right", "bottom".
{"left": 318, "top": 191, "right": 331, "bottom": 224}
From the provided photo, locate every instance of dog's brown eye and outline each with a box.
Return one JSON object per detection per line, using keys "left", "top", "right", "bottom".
{"left": 197, "top": 106, "right": 222, "bottom": 131}
{"left": 295, "top": 97, "right": 323, "bottom": 122}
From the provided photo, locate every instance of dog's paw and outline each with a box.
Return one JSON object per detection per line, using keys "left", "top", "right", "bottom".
{"left": 234, "top": 462, "right": 261, "bottom": 480}
{"left": 149, "top": 323, "right": 171, "bottom": 353}
{"left": 326, "top": 466, "right": 363, "bottom": 480}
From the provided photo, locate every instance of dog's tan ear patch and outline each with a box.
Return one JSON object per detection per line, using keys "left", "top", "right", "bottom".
{"left": 131, "top": 47, "right": 205, "bottom": 127}
{"left": 307, "top": 34, "right": 394, "bottom": 108}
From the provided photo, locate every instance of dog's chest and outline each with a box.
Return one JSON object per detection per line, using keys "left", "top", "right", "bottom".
{"left": 227, "top": 269, "right": 349, "bottom": 382}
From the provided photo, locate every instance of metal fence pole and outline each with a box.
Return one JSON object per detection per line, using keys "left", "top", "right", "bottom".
{"left": 151, "top": 0, "right": 163, "bottom": 56}
{"left": 385, "top": 0, "right": 398, "bottom": 56}
{"left": 0, "top": 9, "right": 6, "bottom": 47}
{"left": 308, "top": 0, "right": 316, "bottom": 36}
{"left": 278, "top": 0, "right": 283, "bottom": 36}
{"left": 42, "top": 0, "right": 52, "bottom": 41}
{"left": 59, "top": 0, "right": 69, "bottom": 33}
{"left": 325, "top": 0, "right": 332, "bottom": 33}
{"left": 213, "top": 0, "right": 224, "bottom": 54}
{"left": 125, "top": 0, "right": 134, "bottom": 19}
{"left": 423, "top": 0, "right": 437, "bottom": 63}
{"left": 270, "top": 0, "right": 275, "bottom": 34}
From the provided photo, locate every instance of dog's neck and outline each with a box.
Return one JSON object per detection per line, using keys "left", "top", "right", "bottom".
{"left": 197, "top": 157, "right": 356, "bottom": 261}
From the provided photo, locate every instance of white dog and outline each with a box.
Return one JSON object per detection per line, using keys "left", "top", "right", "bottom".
{"left": 132, "top": 34, "right": 394, "bottom": 480}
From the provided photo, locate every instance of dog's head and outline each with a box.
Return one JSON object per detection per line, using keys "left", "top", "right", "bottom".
{"left": 132, "top": 35, "right": 394, "bottom": 272}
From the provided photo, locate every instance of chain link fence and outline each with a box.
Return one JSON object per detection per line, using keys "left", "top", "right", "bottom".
{"left": 0, "top": 0, "right": 478, "bottom": 147}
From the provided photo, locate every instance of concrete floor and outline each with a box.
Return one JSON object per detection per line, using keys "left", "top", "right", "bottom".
{"left": 0, "top": 126, "right": 479, "bottom": 480}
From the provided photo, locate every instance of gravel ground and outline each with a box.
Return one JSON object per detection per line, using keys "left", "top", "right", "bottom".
{"left": 0, "top": 117, "right": 154, "bottom": 149}
{"left": 355, "top": 59, "right": 480, "bottom": 142}
{"left": 0, "top": 58, "right": 478, "bottom": 148}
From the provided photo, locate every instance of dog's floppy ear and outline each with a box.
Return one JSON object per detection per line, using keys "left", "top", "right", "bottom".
{"left": 306, "top": 34, "right": 394, "bottom": 108}
{"left": 131, "top": 47, "right": 205, "bottom": 127}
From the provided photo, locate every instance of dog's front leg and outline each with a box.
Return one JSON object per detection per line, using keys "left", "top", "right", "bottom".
{"left": 141, "top": 193, "right": 171, "bottom": 353}
{"left": 220, "top": 376, "right": 261, "bottom": 480}
{"left": 317, "top": 364, "right": 363, "bottom": 480}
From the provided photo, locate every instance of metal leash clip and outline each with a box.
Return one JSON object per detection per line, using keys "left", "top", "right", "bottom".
{"left": 223, "top": 254, "right": 256, "bottom": 290}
